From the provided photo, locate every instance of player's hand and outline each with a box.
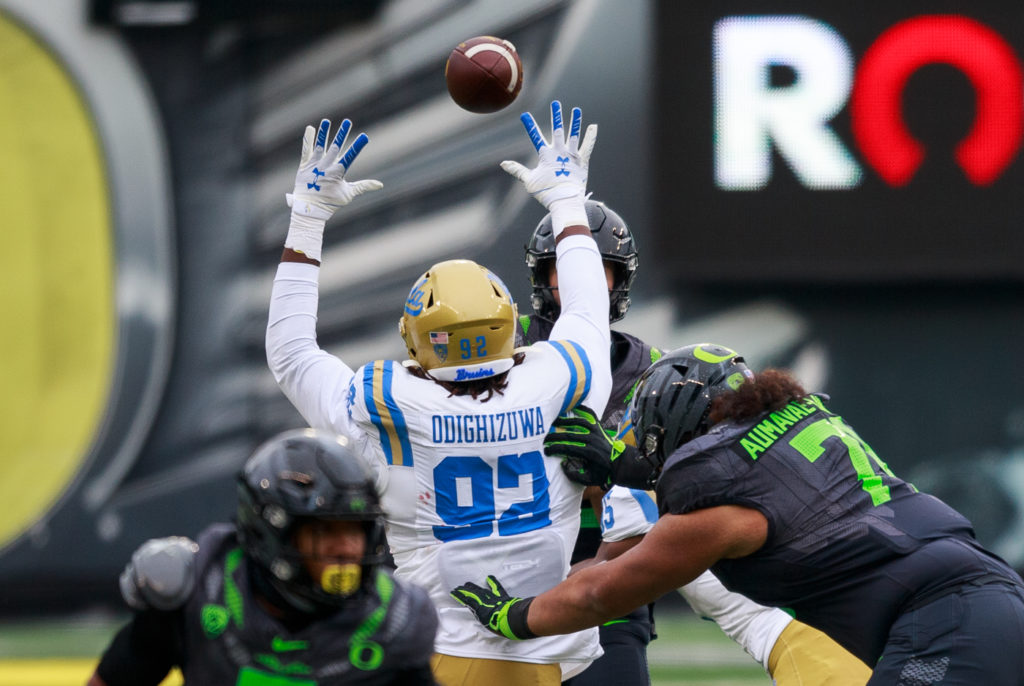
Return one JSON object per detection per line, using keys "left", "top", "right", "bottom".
{"left": 501, "top": 100, "right": 596, "bottom": 234}
{"left": 284, "top": 118, "right": 382, "bottom": 261}
{"left": 287, "top": 118, "right": 382, "bottom": 218}
{"left": 546, "top": 405, "right": 624, "bottom": 489}
{"left": 119, "top": 537, "right": 199, "bottom": 611}
{"left": 450, "top": 575, "right": 537, "bottom": 640}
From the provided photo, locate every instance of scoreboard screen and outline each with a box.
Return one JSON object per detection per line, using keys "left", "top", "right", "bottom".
{"left": 655, "top": 2, "right": 1024, "bottom": 283}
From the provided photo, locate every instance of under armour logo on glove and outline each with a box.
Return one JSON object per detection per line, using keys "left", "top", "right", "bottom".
{"left": 286, "top": 118, "right": 383, "bottom": 222}
{"left": 499, "top": 100, "right": 596, "bottom": 222}
{"left": 283, "top": 117, "right": 383, "bottom": 263}
{"left": 307, "top": 167, "right": 325, "bottom": 191}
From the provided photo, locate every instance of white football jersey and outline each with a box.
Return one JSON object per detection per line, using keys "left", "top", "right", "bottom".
{"left": 599, "top": 487, "right": 658, "bottom": 541}
{"left": 348, "top": 346, "right": 601, "bottom": 664}
{"left": 267, "top": 235, "right": 611, "bottom": 669}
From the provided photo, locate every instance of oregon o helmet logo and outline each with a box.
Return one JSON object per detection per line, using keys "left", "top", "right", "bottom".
{"left": 349, "top": 640, "right": 384, "bottom": 670}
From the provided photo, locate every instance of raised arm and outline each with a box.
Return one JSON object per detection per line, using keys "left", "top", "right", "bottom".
{"left": 266, "top": 118, "right": 382, "bottom": 432}
{"left": 503, "top": 101, "right": 611, "bottom": 414}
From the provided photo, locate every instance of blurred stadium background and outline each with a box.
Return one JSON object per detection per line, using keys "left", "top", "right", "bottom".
{"left": 1, "top": 0, "right": 1023, "bottom": 681}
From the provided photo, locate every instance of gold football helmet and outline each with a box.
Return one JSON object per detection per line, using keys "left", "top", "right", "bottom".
{"left": 399, "top": 260, "right": 518, "bottom": 382}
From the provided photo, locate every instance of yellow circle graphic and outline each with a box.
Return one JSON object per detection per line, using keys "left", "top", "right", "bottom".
{"left": 0, "top": 12, "right": 114, "bottom": 548}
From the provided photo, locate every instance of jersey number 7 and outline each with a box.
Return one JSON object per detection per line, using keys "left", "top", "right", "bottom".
{"left": 789, "top": 416, "right": 898, "bottom": 506}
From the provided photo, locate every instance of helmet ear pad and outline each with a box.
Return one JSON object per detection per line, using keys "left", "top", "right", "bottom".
{"left": 631, "top": 344, "right": 753, "bottom": 470}
{"left": 525, "top": 200, "right": 638, "bottom": 323}
{"left": 399, "top": 259, "right": 517, "bottom": 382}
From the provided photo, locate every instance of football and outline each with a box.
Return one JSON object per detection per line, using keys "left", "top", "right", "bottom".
{"left": 445, "top": 36, "right": 523, "bottom": 113}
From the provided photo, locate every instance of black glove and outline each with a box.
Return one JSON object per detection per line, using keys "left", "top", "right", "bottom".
{"left": 545, "top": 405, "right": 624, "bottom": 488}
{"left": 450, "top": 575, "right": 537, "bottom": 639}
{"left": 608, "top": 442, "right": 661, "bottom": 490}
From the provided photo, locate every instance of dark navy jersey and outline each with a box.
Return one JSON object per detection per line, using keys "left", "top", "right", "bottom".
{"left": 518, "top": 314, "right": 661, "bottom": 562}
{"left": 99, "top": 524, "right": 438, "bottom": 685}
{"left": 517, "top": 315, "right": 660, "bottom": 428}
{"left": 656, "top": 394, "right": 1023, "bottom": 665}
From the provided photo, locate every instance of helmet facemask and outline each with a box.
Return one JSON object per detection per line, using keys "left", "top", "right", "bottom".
{"left": 525, "top": 200, "right": 638, "bottom": 323}
{"left": 289, "top": 518, "right": 385, "bottom": 601}
{"left": 236, "top": 430, "right": 388, "bottom": 613}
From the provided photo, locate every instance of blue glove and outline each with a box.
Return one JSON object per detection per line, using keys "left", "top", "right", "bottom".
{"left": 450, "top": 575, "right": 537, "bottom": 640}
{"left": 501, "top": 100, "right": 597, "bottom": 235}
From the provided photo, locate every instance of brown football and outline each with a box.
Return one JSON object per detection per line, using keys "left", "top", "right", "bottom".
{"left": 445, "top": 36, "right": 523, "bottom": 114}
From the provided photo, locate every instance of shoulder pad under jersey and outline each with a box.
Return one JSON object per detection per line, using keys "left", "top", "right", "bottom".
{"left": 120, "top": 536, "right": 199, "bottom": 611}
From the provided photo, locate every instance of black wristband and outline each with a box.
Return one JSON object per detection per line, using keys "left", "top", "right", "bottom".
{"left": 610, "top": 444, "right": 656, "bottom": 489}
{"left": 507, "top": 596, "right": 538, "bottom": 639}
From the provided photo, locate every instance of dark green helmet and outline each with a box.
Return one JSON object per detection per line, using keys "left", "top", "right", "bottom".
{"left": 525, "top": 200, "right": 639, "bottom": 322}
{"left": 236, "top": 429, "right": 387, "bottom": 610}
{"left": 631, "top": 344, "right": 753, "bottom": 475}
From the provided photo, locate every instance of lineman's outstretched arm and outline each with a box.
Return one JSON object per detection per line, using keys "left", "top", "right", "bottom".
{"left": 578, "top": 487, "right": 790, "bottom": 672}
{"left": 584, "top": 489, "right": 865, "bottom": 685}
{"left": 266, "top": 118, "right": 381, "bottom": 432}
{"left": 452, "top": 505, "right": 768, "bottom": 639}
{"left": 503, "top": 101, "right": 611, "bottom": 414}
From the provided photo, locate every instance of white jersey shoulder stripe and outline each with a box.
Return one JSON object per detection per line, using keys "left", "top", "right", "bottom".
{"left": 541, "top": 339, "right": 592, "bottom": 414}
{"left": 362, "top": 360, "right": 414, "bottom": 466}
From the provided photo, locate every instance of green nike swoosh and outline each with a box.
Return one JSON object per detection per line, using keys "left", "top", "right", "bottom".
{"left": 272, "top": 636, "right": 309, "bottom": 652}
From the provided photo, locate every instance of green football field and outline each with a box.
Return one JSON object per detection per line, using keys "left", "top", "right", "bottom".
{"left": 0, "top": 608, "right": 770, "bottom": 685}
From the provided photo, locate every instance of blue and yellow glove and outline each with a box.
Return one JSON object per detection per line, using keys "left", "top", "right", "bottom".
{"left": 450, "top": 575, "right": 537, "bottom": 640}
{"left": 545, "top": 405, "right": 624, "bottom": 488}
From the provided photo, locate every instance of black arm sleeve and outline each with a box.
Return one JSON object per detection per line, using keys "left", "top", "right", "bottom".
{"left": 95, "top": 610, "right": 183, "bottom": 686}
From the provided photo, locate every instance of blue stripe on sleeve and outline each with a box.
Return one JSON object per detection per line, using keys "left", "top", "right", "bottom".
{"left": 566, "top": 340, "right": 592, "bottom": 404}
{"left": 547, "top": 341, "right": 578, "bottom": 415}
{"left": 363, "top": 364, "right": 392, "bottom": 463}
{"left": 362, "top": 361, "right": 414, "bottom": 466}
{"left": 380, "top": 361, "right": 414, "bottom": 465}
{"left": 628, "top": 489, "right": 659, "bottom": 524}
{"left": 546, "top": 340, "right": 593, "bottom": 415}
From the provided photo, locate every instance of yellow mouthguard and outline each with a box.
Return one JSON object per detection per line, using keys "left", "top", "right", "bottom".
{"left": 321, "top": 563, "right": 361, "bottom": 596}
